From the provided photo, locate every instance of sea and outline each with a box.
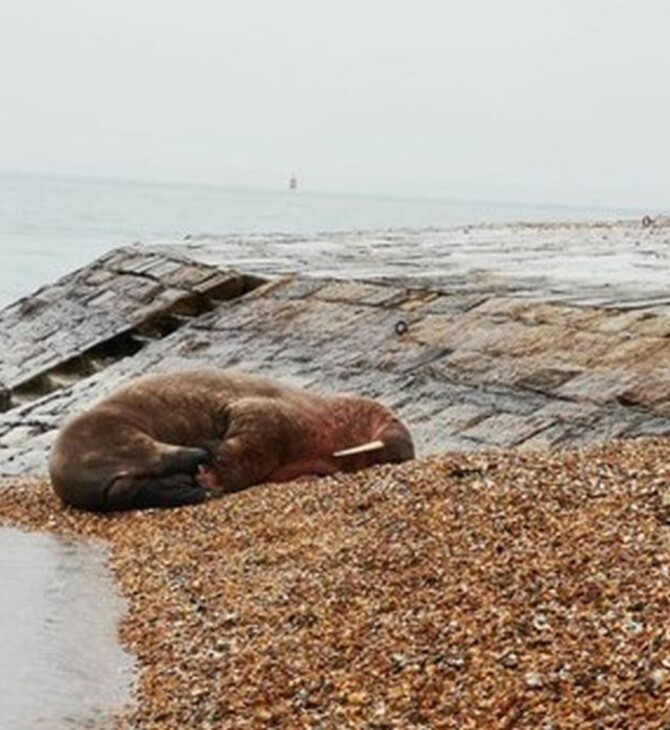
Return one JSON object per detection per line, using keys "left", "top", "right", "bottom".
{"left": 0, "top": 527, "right": 134, "bottom": 728}
{"left": 0, "top": 170, "right": 647, "bottom": 309}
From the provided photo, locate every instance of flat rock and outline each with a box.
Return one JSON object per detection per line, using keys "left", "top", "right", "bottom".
{"left": 0, "top": 220, "right": 668, "bottom": 476}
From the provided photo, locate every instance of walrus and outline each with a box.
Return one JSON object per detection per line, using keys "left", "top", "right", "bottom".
{"left": 48, "top": 369, "right": 414, "bottom": 513}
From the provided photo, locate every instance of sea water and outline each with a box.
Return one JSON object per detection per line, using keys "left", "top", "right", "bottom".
{"left": 0, "top": 527, "right": 134, "bottom": 729}
{"left": 0, "top": 170, "right": 645, "bottom": 308}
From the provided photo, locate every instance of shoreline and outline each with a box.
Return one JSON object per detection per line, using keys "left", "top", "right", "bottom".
{"left": 2, "top": 438, "right": 670, "bottom": 727}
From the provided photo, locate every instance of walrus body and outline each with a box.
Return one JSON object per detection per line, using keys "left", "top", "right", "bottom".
{"left": 48, "top": 369, "right": 414, "bottom": 513}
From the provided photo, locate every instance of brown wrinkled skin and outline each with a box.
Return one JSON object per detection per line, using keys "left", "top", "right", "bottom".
{"left": 48, "top": 369, "right": 414, "bottom": 513}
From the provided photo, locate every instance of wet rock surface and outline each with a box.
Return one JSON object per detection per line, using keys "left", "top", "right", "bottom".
{"left": 0, "top": 220, "right": 669, "bottom": 475}
{"left": 171, "top": 219, "right": 670, "bottom": 306}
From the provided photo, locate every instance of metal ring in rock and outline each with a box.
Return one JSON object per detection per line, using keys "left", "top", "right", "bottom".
{"left": 395, "top": 320, "right": 409, "bottom": 336}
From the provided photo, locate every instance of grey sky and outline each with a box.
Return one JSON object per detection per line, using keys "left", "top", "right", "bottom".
{"left": 1, "top": 0, "right": 668, "bottom": 207}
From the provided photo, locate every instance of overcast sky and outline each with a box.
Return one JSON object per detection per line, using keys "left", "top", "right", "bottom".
{"left": 1, "top": 0, "right": 668, "bottom": 207}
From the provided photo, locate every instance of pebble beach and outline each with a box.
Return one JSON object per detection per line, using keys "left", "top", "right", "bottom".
{"left": 2, "top": 437, "right": 670, "bottom": 728}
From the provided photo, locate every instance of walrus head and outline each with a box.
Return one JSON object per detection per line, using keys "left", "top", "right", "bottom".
{"left": 331, "top": 417, "right": 414, "bottom": 472}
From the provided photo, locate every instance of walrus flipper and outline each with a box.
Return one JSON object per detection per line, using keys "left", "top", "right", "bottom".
{"left": 158, "top": 444, "right": 212, "bottom": 475}
{"left": 208, "top": 397, "right": 291, "bottom": 493}
{"left": 134, "top": 474, "right": 207, "bottom": 509}
{"left": 104, "top": 473, "right": 207, "bottom": 511}
{"left": 103, "top": 445, "right": 211, "bottom": 511}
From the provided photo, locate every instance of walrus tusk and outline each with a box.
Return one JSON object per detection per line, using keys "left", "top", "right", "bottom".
{"left": 333, "top": 440, "right": 385, "bottom": 458}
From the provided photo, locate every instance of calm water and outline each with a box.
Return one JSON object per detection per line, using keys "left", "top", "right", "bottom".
{"left": 0, "top": 171, "right": 645, "bottom": 308}
{"left": 0, "top": 527, "right": 134, "bottom": 729}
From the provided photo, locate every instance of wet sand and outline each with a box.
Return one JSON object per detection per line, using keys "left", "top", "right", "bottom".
{"left": 2, "top": 439, "right": 670, "bottom": 728}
